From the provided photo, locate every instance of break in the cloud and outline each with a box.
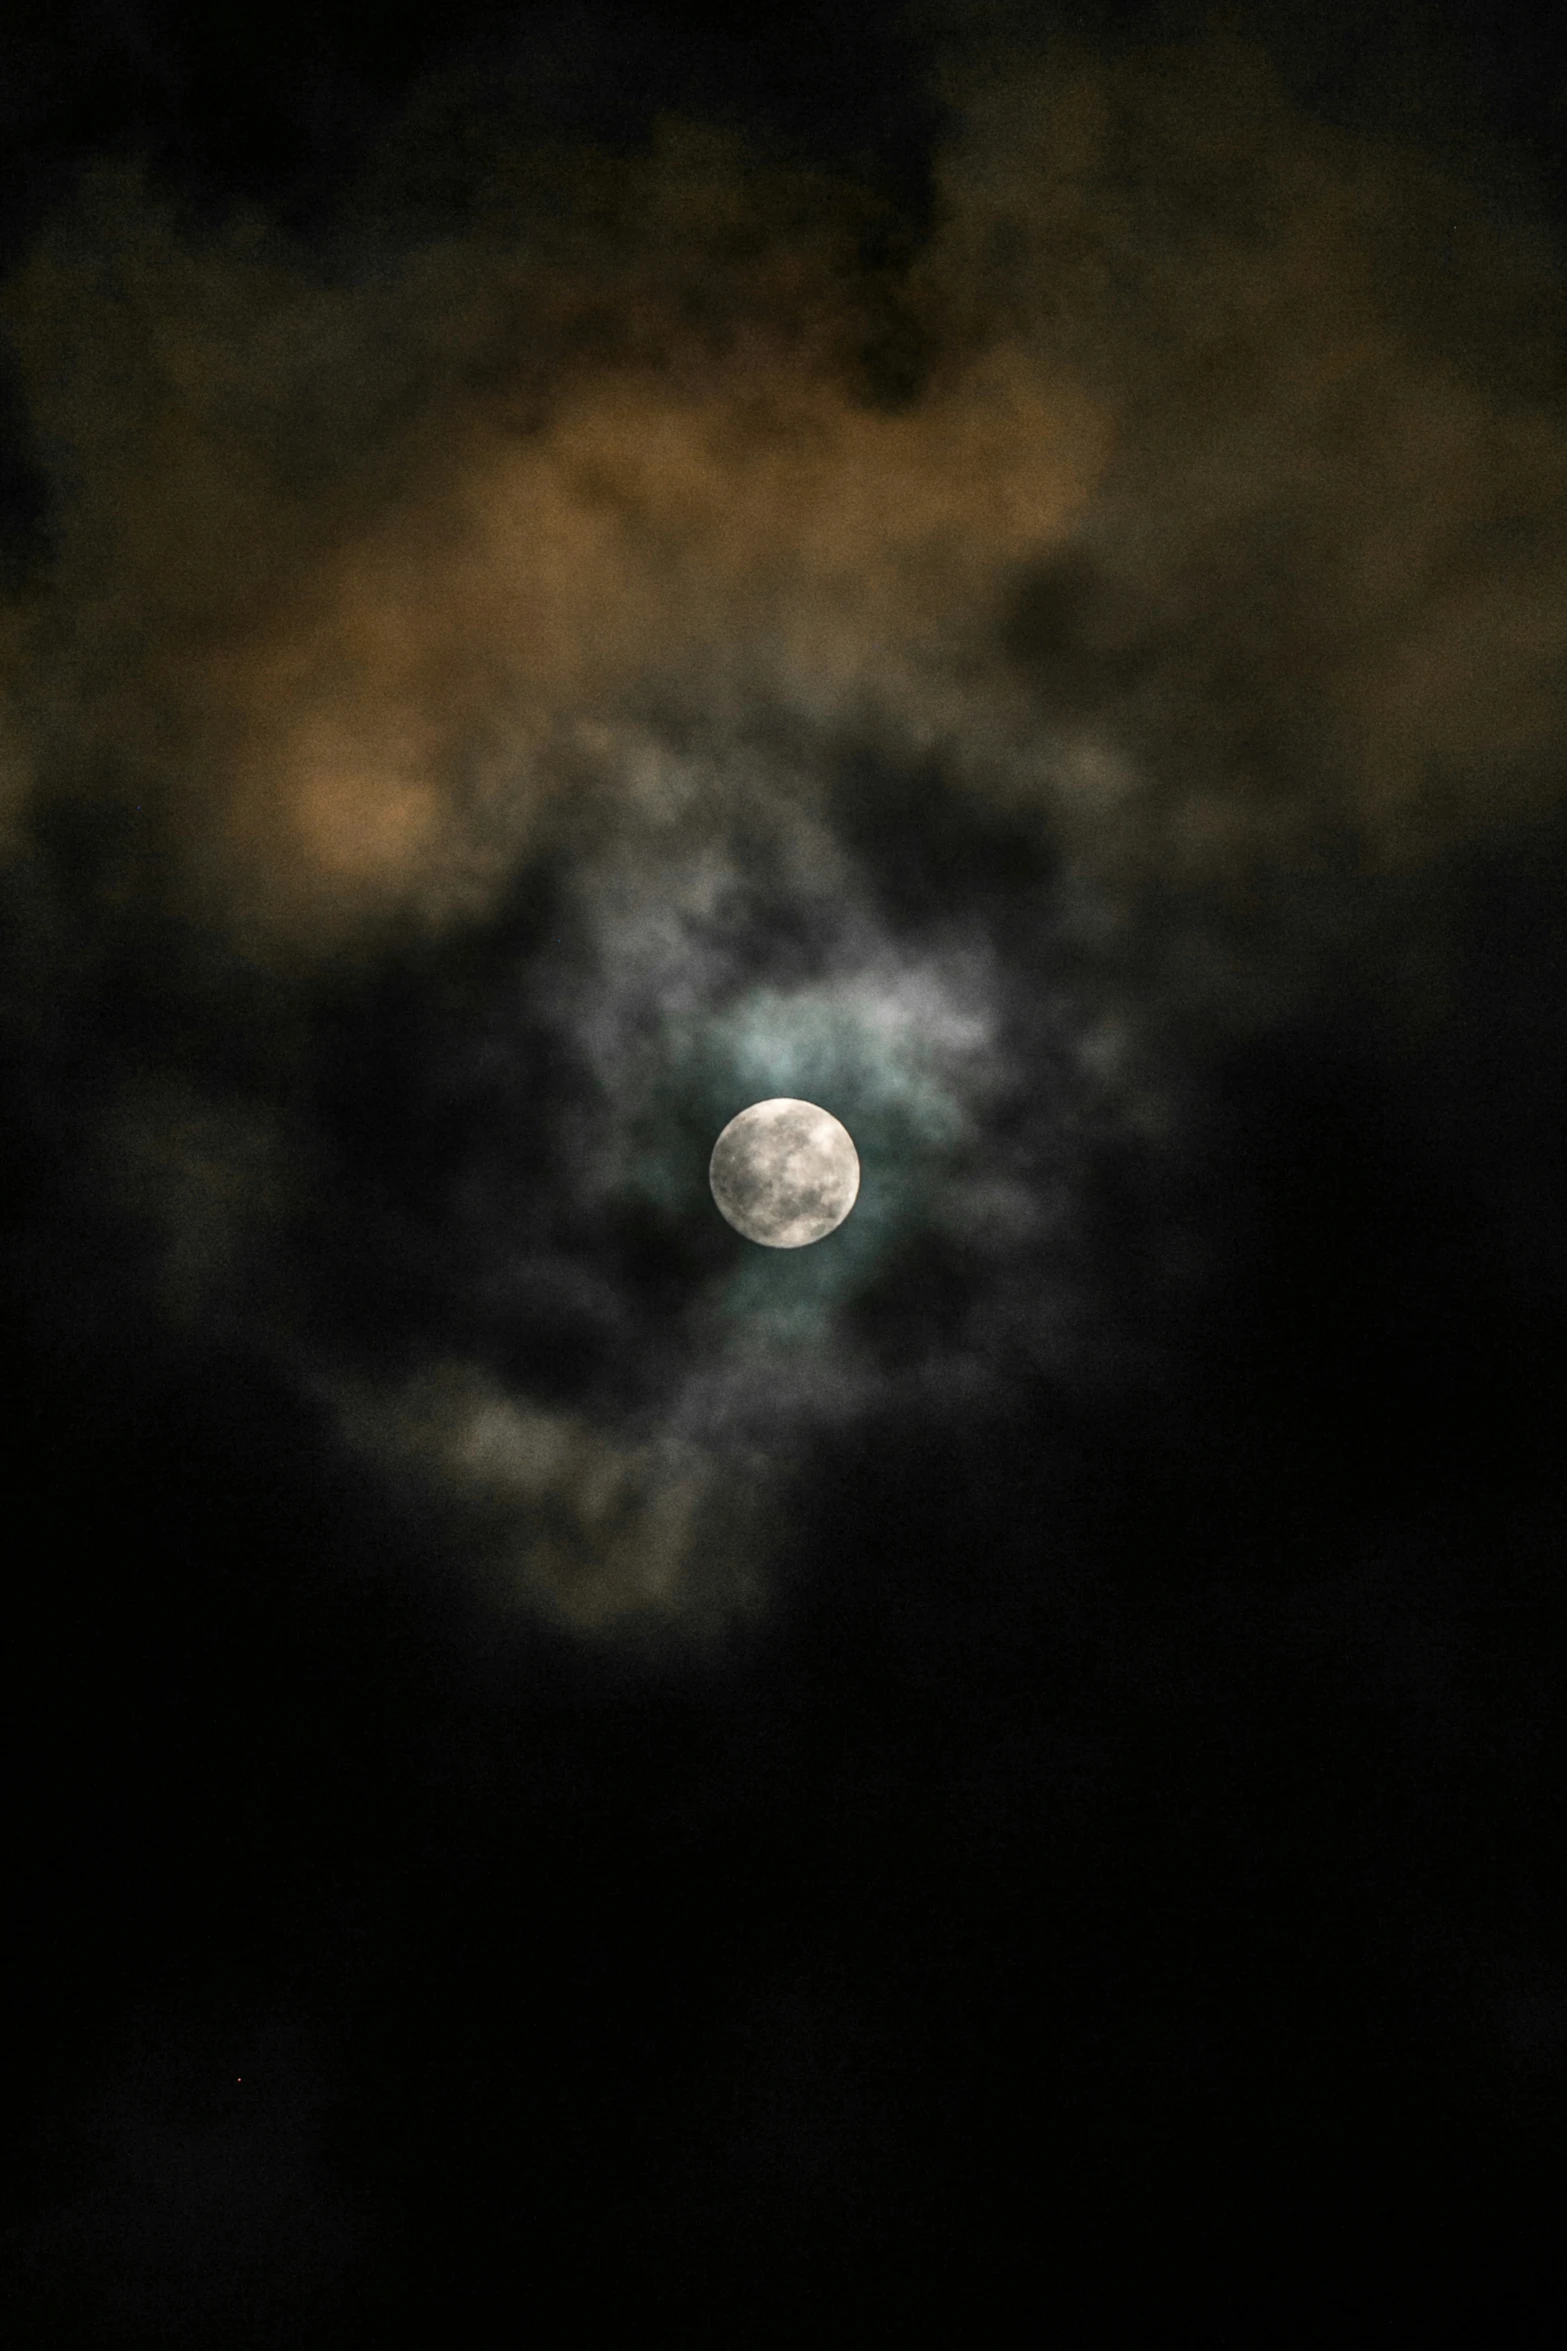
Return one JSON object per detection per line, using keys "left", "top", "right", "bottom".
{"left": 2, "top": 29, "right": 1563, "bottom": 1626}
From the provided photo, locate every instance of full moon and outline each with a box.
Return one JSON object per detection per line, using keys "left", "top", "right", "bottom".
{"left": 709, "top": 1099, "right": 861, "bottom": 1248}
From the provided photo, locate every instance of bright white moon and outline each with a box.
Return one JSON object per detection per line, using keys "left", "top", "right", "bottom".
{"left": 709, "top": 1099, "right": 861, "bottom": 1248}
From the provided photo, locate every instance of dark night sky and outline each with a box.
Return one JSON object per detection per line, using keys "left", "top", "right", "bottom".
{"left": 2, "top": 2, "right": 1566, "bottom": 2342}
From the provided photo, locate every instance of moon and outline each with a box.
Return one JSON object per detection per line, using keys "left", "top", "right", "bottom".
{"left": 709, "top": 1099, "right": 861, "bottom": 1248}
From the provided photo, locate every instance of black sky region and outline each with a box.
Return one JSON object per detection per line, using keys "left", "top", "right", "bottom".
{"left": 2, "top": 2, "right": 1566, "bottom": 2342}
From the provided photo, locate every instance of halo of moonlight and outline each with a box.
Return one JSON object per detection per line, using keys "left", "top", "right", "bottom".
{"left": 709, "top": 1100, "right": 861, "bottom": 1248}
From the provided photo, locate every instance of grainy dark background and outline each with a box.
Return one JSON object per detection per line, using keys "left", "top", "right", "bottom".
{"left": 2, "top": 3, "right": 1565, "bottom": 2341}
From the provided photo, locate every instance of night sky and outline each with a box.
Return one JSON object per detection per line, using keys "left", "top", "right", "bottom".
{"left": 3, "top": 2, "right": 1566, "bottom": 2341}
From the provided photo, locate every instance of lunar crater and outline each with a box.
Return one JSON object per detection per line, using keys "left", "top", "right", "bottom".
{"left": 709, "top": 1099, "right": 860, "bottom": 1248}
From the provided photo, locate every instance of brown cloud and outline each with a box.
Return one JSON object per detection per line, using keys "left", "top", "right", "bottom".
{"left": 7, "top": 38, "right": 1563, "bottom": 951}
{"left": 3, "top": 29, "right": 1563, "bottom": 1627}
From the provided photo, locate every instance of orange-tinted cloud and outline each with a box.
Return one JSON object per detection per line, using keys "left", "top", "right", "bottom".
{"left": 4, "top": 30, "right": 1563, "bottom": 1626}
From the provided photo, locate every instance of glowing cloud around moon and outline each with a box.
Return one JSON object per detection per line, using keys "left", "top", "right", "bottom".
{"left": 709, "top": 1100, "right": 861, "bottom": 1247}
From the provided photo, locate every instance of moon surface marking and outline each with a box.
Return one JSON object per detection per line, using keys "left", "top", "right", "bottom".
{"left": 708, "top": 1099, "right": 861, "bottom": 1247}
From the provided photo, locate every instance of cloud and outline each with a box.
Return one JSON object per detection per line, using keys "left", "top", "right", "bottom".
{"left": 2, "top": 27, "right": 1563, "bottom": 1626}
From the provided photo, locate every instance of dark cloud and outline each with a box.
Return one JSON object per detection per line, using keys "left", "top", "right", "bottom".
{"left": 2, "top": 16, "right": 1565, "bottom": 2332}
{"left": 2, "top": 26, "right": 1564, "bottom": 1633}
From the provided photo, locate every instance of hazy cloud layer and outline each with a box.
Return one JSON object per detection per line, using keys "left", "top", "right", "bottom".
{"left": 4, "top": 30, "right": 1563, "bottom": 1627}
